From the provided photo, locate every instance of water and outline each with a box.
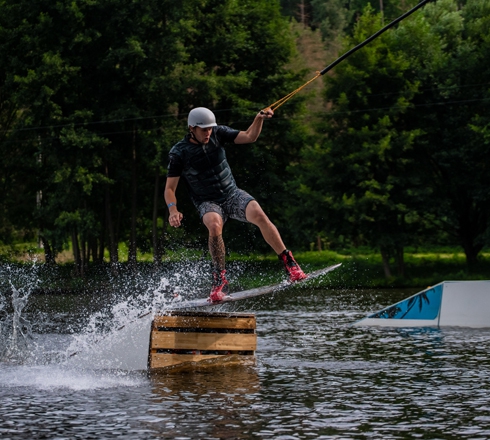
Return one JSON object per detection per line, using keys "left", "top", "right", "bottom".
{"left": 1, "top": 268, "right": 490, "bottom": 439}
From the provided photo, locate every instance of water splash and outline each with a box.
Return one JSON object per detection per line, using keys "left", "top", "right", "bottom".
{"left": 63, "top": 261, "right": 212, "bottom": 369}
{"left": 0, "top": 259, "right": 252, "bottom": 370}
{"left": 0, "top": 263, "right": 41, "bottom": 363}
{"left": 0, "top": 363, "right": 146, "bottom": 390}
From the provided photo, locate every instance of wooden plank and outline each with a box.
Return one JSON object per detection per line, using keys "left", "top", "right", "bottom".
{"left": 150, "top": 353, "right": 255, "bottom": 369}
{"left": 158, "top": 311, "right": 256, "bottom": 319}
{"left": 151, "top": 331, "right": 257, "bottom": 351}
{"left": 153, "top": 314, "right": 256, "bottom": 330}
{"left": 150, "top": 353, "right": 223, "bottom": 369}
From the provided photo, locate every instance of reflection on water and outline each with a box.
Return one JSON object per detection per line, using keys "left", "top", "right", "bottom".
{"left": 1, "top": 278, "right": 490, "bottom": 439}
{"left": 150, "top": 366, "right": 261, "bottom": 439}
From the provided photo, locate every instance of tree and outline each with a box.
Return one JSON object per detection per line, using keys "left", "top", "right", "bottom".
{"left": 157, "top": 0, "right": 310, "bottom": 254}
{"left": 289, "top": 5, "right": 424, "bottom": 276}
{"left": 309, "top": 0, "right": 421, "bottom": 47}
{"left": 395, "top": 0, "right": 490, "bottom": 267}
{"left": 0, "top": 0, "right": 212, "bottom": 267}
{"left": 0, "top": 0, "right": 306, "bottom": 265}
{"left": 289, "top": 0, "right": 490, "bottom": 273}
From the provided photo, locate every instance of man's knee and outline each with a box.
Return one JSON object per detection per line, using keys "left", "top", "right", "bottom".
{"left": 248, "top": 208, "right": 272, "bottom": 228}
{"left": 203, "top": 213, "right": 223, "bottom": 235}
{"left": 208, "top": 224, "right": 223, "bottom": 236}
{"left": 255, "top": 211, "right": 271, "bottom": 226}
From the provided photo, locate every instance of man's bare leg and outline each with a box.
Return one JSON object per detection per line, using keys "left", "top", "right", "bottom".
{"left": 246, "top": 200, "right": 307, "bottom": 282}
{"left": 208, "top": 235, "right": 225, "bottom": 271}
{"left": 202, "top": 212, "right": 229, "bottom": 300}
{"left": 245, "top": 201, "right": 286, "bottom": 254}
{"left": 203, "top": 212, "right": 225, "bottom": 270}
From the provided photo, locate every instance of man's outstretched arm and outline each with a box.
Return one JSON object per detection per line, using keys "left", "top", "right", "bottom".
{"left": 234, "top": 109, "right": 273, "bottom": 144}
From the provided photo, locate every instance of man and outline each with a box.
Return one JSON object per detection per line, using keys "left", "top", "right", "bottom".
{"left": 164, "top": 107, "right": 306, "bottom": 302}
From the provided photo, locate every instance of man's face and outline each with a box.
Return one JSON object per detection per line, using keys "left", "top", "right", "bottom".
{"left": 190, "top": 126, "right": 213, "bottom": 144}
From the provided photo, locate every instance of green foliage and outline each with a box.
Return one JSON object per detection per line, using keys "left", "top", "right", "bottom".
{"left": 287, "top": 0, "right": 490, "bottom": 273}
{"left": 0, "top": 0, "right": 305, "bottom": 263}
{"left": 394, "top": 0, "right": 490, "bottom": 266}
{"left": 289, "top": 0, "right": 422, "bottom": 46}
{"left": 289, "top": 6, "right": 423, "bottom": 256}
{"left": 1, "top": 0, "right": 489, "bottom": 279}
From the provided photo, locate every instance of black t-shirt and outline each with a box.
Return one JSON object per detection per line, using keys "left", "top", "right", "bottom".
{"left": 167, "top": 125, "right": 240, "bottom": 204}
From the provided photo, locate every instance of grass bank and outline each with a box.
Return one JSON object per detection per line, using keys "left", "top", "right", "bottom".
{"left": 1, "top": 245, "right": 489, "bottom": 292}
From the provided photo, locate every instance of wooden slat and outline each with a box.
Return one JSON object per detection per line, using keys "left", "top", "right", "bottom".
{"left": 153, "top": 314, "right": 256, "bottom": 330}
{"left": 150, "top": 353, "right": 222, "bottom": 369}
{"left": 150, "top": 353, "right": 255, "bottom": 369}
{"left": 151, "top": 331, "right": 257, "bottom": 351}
{"left": 158, "top": 311, "right": 255, "bottom": 319}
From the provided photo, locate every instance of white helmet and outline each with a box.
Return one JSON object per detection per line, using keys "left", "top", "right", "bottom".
{"left": 188, "top": 107, "right": 217, "bottom": 128}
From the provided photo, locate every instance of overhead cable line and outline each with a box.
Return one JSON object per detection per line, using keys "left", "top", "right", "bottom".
{"left": 3, "top": 79, "right": 490, "bottom": 136}
{"left": 2, "top": 96, "right": 489, "bottom": 147}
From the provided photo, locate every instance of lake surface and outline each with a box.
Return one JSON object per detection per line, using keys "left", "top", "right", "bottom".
{"left": 1, "top": 269, "right": 490, "bottom": 439}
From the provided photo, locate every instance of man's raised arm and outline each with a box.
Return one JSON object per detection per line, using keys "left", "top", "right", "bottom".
{"left": 234, "top": 109, "right": 273, "bottom": 144}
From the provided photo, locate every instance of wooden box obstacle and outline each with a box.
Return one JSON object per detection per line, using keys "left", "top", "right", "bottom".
{"left": 149, "top": 311, "right": 257, "bottom": 370}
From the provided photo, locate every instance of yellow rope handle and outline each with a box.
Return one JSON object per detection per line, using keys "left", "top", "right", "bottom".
{"left": 261, "top": 71, "right": 321, "bottom": 113}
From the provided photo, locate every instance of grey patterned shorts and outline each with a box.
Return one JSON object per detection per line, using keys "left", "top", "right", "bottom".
{"left": 196, "top": 189, "right": 255, "bottom": 223}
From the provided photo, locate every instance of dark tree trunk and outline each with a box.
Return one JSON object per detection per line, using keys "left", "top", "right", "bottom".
{"left": 461, "top": 238, "right": 482, "bottom": 270}
{"left": 80, "top": 235, "right": 87, "bottom": 275}
{"left": 380, "top": 246, "right": 392, "bottom": 278}
{"left": 128, "top": 128, "right": 137, "bottom": 267}
{"left": 98, "top": 207, "right": 105, "bottom": 264}
{"left": 395, "top": 245, "right": 405, "bottom": 277}
{"left": 40, "top": 234, "right": 56, "bottom": 266}
{"left": 105, "top": 165, "right": 118, "bottom": 267}
{"left": 152, "top": 172, "right": 163, "bottom": 265}
{"left": 457, "top": 205, "right": 485, "bottom": 270}
{"left": 71, "top": 229, "right": 82, "bottom": 276}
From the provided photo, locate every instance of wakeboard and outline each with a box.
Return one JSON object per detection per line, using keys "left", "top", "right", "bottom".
{"left": 167, "top": 262, "right": 342, "bottom": 310}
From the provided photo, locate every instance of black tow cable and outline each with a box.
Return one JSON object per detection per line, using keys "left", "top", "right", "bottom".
{"left": 260, "top": 0, "right": 434, "bottom": 114}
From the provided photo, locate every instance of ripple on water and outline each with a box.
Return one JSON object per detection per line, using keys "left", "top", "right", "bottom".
{"left": 2, "top": 286, "right": 490, "bottom": 439}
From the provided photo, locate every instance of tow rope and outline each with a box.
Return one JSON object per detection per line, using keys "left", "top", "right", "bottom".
{"left": 262, "top": 0, "right": 434, "bottom": 113}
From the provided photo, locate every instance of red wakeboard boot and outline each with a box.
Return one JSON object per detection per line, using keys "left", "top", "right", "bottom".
{"left": 278, "top": 249, "right": 307, "bottom": 283}
{"left": 208, "top": 269, "right": 230, "bottom": 302}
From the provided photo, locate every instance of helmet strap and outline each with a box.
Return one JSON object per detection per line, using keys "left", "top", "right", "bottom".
{"left": 188, "top": 126, "right": 209, "bottom": 147}
{"left": 189, "top": 127, "right": 199, "bottom": 143}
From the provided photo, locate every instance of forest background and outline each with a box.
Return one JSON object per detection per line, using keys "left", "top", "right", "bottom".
{"left": 1, "top": 0, "right": 489, "bottom": 287}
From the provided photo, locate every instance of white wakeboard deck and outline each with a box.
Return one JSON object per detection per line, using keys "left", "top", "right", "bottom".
{"left": 168, "top": 263, "right": 342, "bottom": 310}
